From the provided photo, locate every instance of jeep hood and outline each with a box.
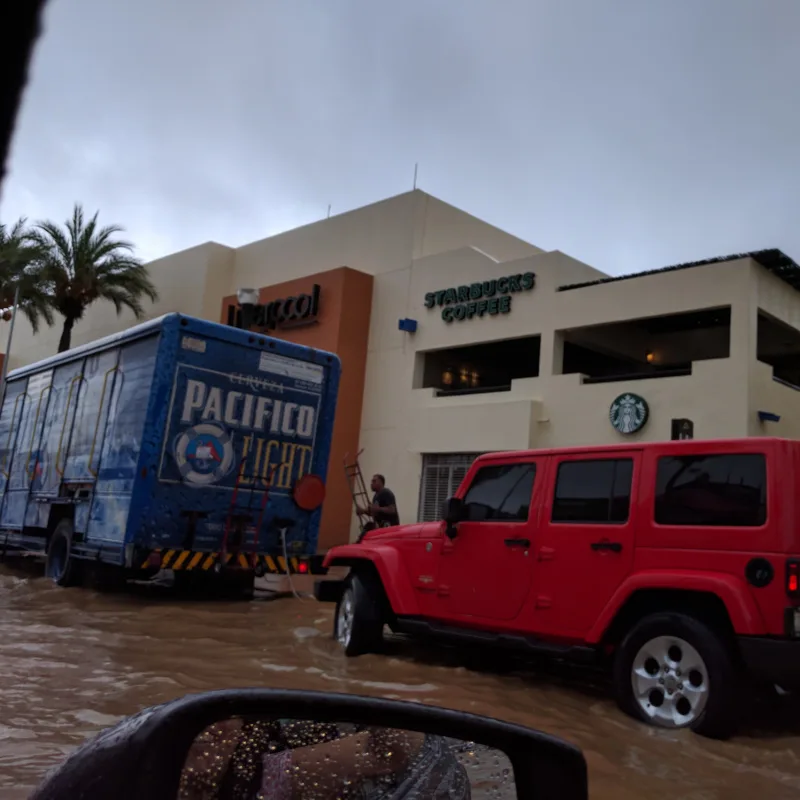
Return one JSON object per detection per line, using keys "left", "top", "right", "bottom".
{"left": 361, "top": 523, "right": 426, "bottom": 542}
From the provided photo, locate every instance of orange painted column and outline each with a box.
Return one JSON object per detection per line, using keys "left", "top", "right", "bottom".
{"left": 221, "top": 266, "right": 373, "bottom": 551}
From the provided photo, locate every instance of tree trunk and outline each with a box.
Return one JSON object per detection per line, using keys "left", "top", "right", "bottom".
{"left": 58, "top": 316, "right": 74, "bottom": 353}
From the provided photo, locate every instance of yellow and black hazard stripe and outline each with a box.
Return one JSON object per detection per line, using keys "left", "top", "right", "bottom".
{"left": 140, "top": 549, "right": 307, "bottom": 574}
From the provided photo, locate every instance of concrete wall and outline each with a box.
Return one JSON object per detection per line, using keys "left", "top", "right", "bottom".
{"left": 2, "top": 190, "right": 546, "bottom": 370}
{"left": 747, "top": 265, "right": 800, "bottom": 437}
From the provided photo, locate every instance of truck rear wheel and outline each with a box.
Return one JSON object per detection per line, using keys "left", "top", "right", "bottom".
{"left": 334, "top": 573, "right": 384, "bottom": 657}
{"left": 45, "top": 519, "right": 82, "bottom": 588}
{"left": 612, "top": 612, "right": 738, "bottom": 739}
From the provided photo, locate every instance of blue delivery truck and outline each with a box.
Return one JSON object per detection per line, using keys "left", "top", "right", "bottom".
{"left": 0, "top": 313, "right": 341, "bottom": 596}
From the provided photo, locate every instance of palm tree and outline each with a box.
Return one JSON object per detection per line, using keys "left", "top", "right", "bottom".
{"left": 31, "top": 204, "right": 158, "bottom": 352}
{"left": 0, "top": 218, "right": 55, "bottom": 332}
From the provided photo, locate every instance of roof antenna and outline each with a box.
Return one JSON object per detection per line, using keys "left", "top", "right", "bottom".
{"left": 413, "top": 163, "right": 418, "bottom": 190}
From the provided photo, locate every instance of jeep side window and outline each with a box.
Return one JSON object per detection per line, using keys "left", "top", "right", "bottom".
{"left": 462, "top": 463, "right": 537, "bottom": 522}
{"left": 655, "top": 453, "right": 767, "bottom": 527}
{"left": 551, "top": 459, "right": 634, "bottom": 524}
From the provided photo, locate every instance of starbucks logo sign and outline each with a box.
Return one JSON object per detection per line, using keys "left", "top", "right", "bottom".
{"left": 610, "top": 393, "right": 649, "bottom": 435}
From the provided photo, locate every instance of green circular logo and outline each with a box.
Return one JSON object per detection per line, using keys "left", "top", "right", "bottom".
{"left": 610, "top": 393, "right": 649, "bottom": 435}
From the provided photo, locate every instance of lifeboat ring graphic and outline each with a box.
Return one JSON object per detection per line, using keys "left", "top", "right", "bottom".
{"left": 174, "top": 423, "right": 234, "bottom": 486}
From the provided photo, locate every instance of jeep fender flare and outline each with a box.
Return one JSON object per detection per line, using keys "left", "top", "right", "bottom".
{"left": 323, "top": 545, "right": 419, "bottom": 616}
{"left": 586, "top": 569, "right": 768, "bottom": 644}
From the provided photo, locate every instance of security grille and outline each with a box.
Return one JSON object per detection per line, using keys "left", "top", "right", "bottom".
{"left": 417, "top": 453, "right": 483, "bottom": 522}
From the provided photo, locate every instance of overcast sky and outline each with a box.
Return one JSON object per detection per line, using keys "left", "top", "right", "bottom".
{"left": 2, "top": 0, "right": 799, "bottom": 275}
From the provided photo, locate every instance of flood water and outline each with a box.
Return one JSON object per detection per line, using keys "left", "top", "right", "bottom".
{"left": 2, "top": 566, "right": 800, "bottom": 800}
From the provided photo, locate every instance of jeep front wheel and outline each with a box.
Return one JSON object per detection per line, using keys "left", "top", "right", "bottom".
{"left": 612, "top": 612, "right": 738, "bottom": 739}
{"left": 334, "top": 573, "right": 384, "bottom": 657}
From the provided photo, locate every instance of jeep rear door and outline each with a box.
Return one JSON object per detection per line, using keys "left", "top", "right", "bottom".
{"left": 531, "top": 450, "right": 640, "bottom": 640}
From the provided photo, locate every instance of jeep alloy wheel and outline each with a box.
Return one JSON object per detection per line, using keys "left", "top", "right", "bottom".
{"left": 335, "top": 587, "right": 355, "bottom": 649}
{"left": 630, "top": 634, "right": 709, "bottom": 727}
{"left": 333, "top": 573, "right": 385, "bottom": 657}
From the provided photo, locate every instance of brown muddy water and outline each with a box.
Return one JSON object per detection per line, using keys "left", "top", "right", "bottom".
{"left": 1, "top": 565, "right": 800, "bottom": 800}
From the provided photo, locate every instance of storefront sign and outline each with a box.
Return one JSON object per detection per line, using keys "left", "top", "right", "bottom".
{"left": 424, "top": 272, "right": 536, "bottom": 323}
{"left": 227, "top": 284, "right": 321, "bottom": 331}
{"left": 610, "top": 393, "right": 649, "bottom": 435}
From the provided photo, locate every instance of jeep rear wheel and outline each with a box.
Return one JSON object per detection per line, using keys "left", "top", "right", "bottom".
{"left": 612, "top": 612, "right": 738, "bottom": 739}
{"left": 334, "top": 573, "right": 384, "bottom": 657}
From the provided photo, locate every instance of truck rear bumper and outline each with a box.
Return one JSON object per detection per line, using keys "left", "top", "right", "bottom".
{"left": 136, "top": 549, "right": 328, "bottom": 575}
{"left": 738, "top": 634, "right": 800, "bottom": 692}
{"left": 314, "top": 578, "right": 345, "bottom": 604}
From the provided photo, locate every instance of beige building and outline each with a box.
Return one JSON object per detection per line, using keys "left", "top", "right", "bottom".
{"left": 6, "top": 190, "right": 800, "bottom": 546}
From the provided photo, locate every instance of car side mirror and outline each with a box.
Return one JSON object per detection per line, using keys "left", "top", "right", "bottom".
{"left": 441, "top": 496, "right": 464, "bottom": 539}
{"left": 29, "top": 689, "right": 588, "bottom": 800}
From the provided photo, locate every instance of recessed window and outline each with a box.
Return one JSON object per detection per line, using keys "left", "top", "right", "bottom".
{"left": 560, "top": 307, "right": 730, "bottom": 385}
{"left": 655, "top": 453, "right": 767, "bottom": 527}
{"left": 419, "top": 336, "right": 540, "bottom": 396}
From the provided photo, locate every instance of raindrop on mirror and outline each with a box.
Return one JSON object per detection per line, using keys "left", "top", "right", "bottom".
{"left": 178, "top": 715, "right": 517, "bottom": 798}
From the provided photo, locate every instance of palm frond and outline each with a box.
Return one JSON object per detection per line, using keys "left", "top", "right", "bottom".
{"left": 32, "top": 203, "right": 158, "bottom": 343}
{"left": 0, "top": 217, "right": 55, "bottom": 333}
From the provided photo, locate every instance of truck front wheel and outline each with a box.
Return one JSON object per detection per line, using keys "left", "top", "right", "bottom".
{"left": 612, "top": 612, "right": 738, "bottom": 739}
{"left": 334, "top": 573, "right": 384, "bottom": 657}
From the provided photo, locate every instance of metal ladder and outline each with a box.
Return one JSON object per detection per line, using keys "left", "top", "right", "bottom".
{"left": 219, "top": 459, "right": 278, "bottom": 568}
{"left": 343, "top": 449, "right": 375, "bottom": 539}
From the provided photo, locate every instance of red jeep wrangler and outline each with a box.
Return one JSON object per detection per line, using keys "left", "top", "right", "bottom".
{"left": 315, "top": 437, "right": 800, "bottom": 738}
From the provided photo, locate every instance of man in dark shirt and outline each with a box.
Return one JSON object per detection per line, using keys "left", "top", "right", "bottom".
{"left": 356, "top": 474, "right": 400, "bottom": 527}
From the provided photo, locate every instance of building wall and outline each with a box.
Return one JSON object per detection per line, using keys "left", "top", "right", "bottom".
{"left": 0, "top": 189, "right": 557, "bottom": 550}
{"left": 353, "top": 251, "right": 777, "bottom": 537}
{"left": 5, "top": 188, "right": 800, "bottom": 547}
{"left": 3, "top": 189, "right": 546, "bottom": 366}
{"left": 748, "top": 265, "right": 800, "bottom": 438}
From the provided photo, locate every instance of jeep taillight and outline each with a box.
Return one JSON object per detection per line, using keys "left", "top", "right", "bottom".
{"left": 787, "top": 560, "right": 800, "bottom": 598}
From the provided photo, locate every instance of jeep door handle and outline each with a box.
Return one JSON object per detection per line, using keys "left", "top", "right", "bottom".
{"left": 504, "top": 538, "right": 530, "bottom": 548}
{"left": 591, "top": 540, "right": 623, "bottom": 553}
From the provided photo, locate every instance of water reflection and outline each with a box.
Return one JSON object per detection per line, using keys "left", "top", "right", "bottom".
{"left": 179, "top": 717, "right": 513, "bottom": 799}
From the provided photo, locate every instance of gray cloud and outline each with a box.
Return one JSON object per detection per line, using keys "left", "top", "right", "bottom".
{"left": 2, "top": 0, "right": 799, "bottom": 273}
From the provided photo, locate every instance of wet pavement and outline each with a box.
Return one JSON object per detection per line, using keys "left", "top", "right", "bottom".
{"left": 1, "top": 565, "right": 800, "bottom": 799}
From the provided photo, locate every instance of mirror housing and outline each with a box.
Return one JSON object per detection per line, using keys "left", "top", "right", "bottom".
{"left": 442, "top": 495, "right": 464, "bottom": 539}
{"left": 29, "top": 689, "right": 588, "bottom": 800}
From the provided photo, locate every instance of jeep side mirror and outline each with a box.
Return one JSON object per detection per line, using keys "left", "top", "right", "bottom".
{"left": 441, "top": 496, "right": 464, "bottom": 539}
{"left": 441, "top": 496, "right": 464, "bottom": 523}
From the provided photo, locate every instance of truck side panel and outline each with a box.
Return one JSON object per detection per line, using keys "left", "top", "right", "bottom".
{"left": 0, "top": 325, "right": 161, "bottom": 562}
{"left": 62, "top": 349, "right": 120, "bottom": 485}
{"left": 25, "top": 359, "right": 83, "bottom": 525}
{"left": 123, "top": 320, "right": 183, "bottom": 552}
{"left": 84, "top": 335, "right": 160, "bottom": 546}
{"left": 0, "top": 377, "right": 37, "bottom": 528}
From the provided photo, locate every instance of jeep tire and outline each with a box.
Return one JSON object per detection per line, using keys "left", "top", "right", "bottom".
{"left": 612, "top": 612, "right": 738, "bottom": 739}
{"left": 334, "top": 572, "right": 385, "bottom": 657}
